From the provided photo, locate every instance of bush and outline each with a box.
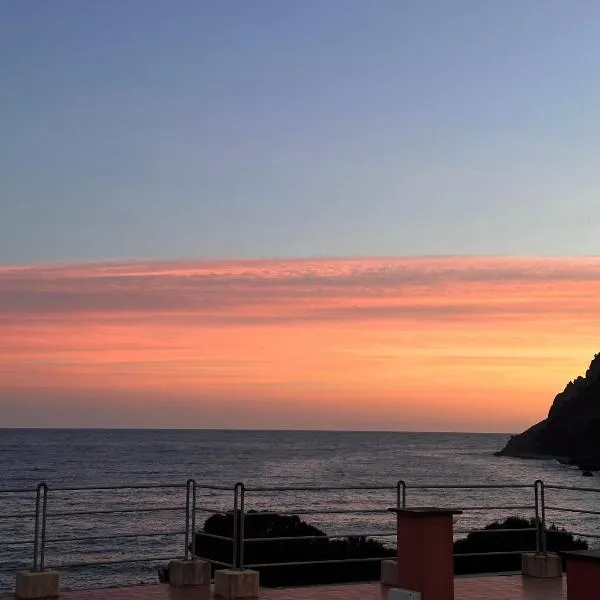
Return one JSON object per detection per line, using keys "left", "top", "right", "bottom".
{"left": 194, "top": 511, "right": 394, "bottom": 587}
{"left": 158, "top": 513, "right": 588, "bottom": 586}
{"left": 454, "top": 516, "right": 587, "bottom": 574}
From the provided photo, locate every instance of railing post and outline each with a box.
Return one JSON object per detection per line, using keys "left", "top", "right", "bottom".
{"left": 33, "top": 483, "right": 41, "bottom": 572}
{"left": 33, "top": 482, "right": 48, "bottom": 572}
{"left": 213, "top": 482, "right": 259, "bottom": 599}
{"left": 397, "top": 480, "right": 406, "bottom": 509}
{"left": 18, "top": 482, "right": 58, "bottom": 600}
{"left": 239, "top": 483, "right": 245, "bottom": 571}
{"left": 232, "top": 483, "right": 241, "bottom": 570}
{"left": 168, "top": 479, "right": 209, "bottom": 586}
{"left": 534, "top": 480, "right": 541, "bottom": 553}
{"left": 40, "top": 483, "right": 48, "bottom": 572}
{"left": 540, "top": 480, "right": 547, "bottom": 554}
{"left": 533, "top": 479, "right": 548, "bottom": 555}
{"left": 523, "top": 479, "right": 560, "bottom": 577}
{"left": 191, "top": 480, "right": 197, "bottom": 560}
{"left": 184, "top": 479, "right": 195, "bottom": 560}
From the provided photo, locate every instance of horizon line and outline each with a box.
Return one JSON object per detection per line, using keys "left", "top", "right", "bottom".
{"left": 0, "top": 427, "right": 513, "bottom": 434}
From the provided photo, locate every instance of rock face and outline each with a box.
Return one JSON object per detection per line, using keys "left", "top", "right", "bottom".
{"left": 497, "top": 353, "right": 600, "bottom": 470}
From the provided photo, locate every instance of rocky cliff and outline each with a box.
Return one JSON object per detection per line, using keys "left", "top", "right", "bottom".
{"left": 497, "top": 353, "right": 600, "bottom": 470}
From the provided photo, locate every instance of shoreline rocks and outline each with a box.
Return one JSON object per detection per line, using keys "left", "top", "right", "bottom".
{"left": 496, "top": 353, "right": 600, "bottom": 471}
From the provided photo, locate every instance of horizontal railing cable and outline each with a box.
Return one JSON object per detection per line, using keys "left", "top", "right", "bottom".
{"left": 46, "top": 505, "right": 182, "bottom": 517}
{"left": 245, "top": 531, "right": 397, "bottom": 543}
{"left": 44, "top": 530, "right": 185, "bottom": 544}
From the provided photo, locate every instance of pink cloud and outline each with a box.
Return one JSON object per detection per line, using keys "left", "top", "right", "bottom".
{"left": 2, "top": 257, "right": 600, "bottom": 429}
{"left": 2, "top": 256, "right": 600, "bottom": 323}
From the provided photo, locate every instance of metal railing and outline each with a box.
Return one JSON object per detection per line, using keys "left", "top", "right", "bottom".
{"left": 192, "top": 482, "right": 236, "bottom": 569}
{"left": 241, "top": 483, "right": 398, "bottom": 570}
{"left": 407, "top": 481, "right": 541, "bottom": 559}
{"left": 41, "top": 482, "right": 189, "bottom": 573}
{"left": 544, "top": 483, "right": 600, "bottom": 542}
{"left": 238, "top": 481, "right": 544, "bottom": 569}
{"left": 1, "top": 477, "right": 599, "bottom": 592}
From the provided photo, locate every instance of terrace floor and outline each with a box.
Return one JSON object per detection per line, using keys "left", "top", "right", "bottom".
{"left": 1, "top": 575, "right": 567, "bottom": 600}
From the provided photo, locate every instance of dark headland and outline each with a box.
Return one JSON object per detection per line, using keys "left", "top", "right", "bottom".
{"left": 496, "top": 352, "right": 600, "bottom": 471}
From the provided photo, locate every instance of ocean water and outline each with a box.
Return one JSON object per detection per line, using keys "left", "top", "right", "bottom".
{"left": 1, "top": 429, "right": 599, "bottom": 592}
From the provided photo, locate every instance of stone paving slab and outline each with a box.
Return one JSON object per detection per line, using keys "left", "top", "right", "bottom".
{"left": 0, "top": 575, "right": 567, "bottom": 600}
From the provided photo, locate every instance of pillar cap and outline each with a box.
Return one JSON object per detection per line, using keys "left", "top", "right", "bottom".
{"left": 563, "top": 549, "right": 600, "bottom": 562}
{"left": 387, "top": 507, "right": 463, "bottom": 516}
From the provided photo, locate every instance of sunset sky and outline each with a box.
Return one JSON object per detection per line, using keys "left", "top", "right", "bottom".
{"left": 2, "top": 257, "right": 600, "bottom": 430}
{"left": 2, "top": 2, "right": 600, "bottom": 429}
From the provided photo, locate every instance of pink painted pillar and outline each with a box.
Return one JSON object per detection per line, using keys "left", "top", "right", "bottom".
{"left": 389, "top": 508, "right": 461, "bottom": 600}
{"left": 565, "top": 550, "right": 600, "bottom": 600}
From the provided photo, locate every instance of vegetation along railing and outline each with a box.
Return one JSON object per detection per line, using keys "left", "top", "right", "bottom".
{"left": 0, "top": 479, "right": 598, "bottom": 592}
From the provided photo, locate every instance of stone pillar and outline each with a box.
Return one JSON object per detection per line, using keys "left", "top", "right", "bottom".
{"left": 521, "top": 552, "right": 562, "bottom": 578}
{"left": 388, "top": 507, "right": 461, "bottom": 600}
{"left": 381, "top": 558, "right": 397, "bottom": 586}
{"left": 15, "top": 571, "right": 60, "bottom": 600}
{"left": 214, "top": 569, "right": 259, "bottom": 599}
{"left": 565, "top": 550, "right": 600, "bottom": 600}
{"left": 168, "top": 559, "right": 211, "bottom": 586}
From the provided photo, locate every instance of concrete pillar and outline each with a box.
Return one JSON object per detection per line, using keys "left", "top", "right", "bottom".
{"left": 521, "top": 552, "right": 562, "bottom": 578}
{"left": 388, "top": 507, "right": 461, "bottom": 600}
{"left": 565, "top": 550, "right": 600, "bottom": 600}
{"left": 168, "top": 559, "right": 211, "bottom": 586}
{"left": 214, "top": 569, "right": 260, "bottom": 599}
{"left": 15, "top": 571, "right": 59, "bottom": 600}
{"left": 381, "top": 558, "right": 397, "bottom": 586}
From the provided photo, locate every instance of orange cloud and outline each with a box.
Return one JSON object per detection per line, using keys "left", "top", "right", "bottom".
{"left": 1, "top": 257, "right": 600, "bottom": 430}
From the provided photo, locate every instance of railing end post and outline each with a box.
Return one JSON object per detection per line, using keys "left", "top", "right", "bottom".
{"left": 396, "top": 480, "right": 406, "bottom": 509}
{"left": 33, "top": 481, "right": 49, "bottom": 573}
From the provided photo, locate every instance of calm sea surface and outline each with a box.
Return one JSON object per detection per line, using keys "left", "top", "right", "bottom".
{"left": 1, "top": 429, "right": 598, "bottom": 591}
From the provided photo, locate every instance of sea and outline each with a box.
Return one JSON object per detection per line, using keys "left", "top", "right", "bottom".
{"left": 1, "top": 429, "right": 598, "bottom": 592}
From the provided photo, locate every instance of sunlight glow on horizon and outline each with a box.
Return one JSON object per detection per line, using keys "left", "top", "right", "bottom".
{"left": 1, "top": 257, "right": 599, "bottom": 431}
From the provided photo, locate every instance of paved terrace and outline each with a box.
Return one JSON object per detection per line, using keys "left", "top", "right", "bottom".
{"left": 0, "top": 576, "right": 566, "bottom": 600}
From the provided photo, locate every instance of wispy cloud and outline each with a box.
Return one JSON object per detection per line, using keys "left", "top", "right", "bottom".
{"left": 2, "top": 257, "right": 600, "bottom": 322}
{"left": 2, "top": 257, "right": 600, "bottom": 429}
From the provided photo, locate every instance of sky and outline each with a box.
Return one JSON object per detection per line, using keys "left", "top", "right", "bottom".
{"left": 2, "top": 2, "right": 600, "bottom": 429}
{"left": 2, "top": 257, "right": 600, "bottom": 431}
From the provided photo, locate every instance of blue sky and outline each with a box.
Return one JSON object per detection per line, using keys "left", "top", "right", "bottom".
{"left": 2, "top": 0, "right": 600, "bottom": 264}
